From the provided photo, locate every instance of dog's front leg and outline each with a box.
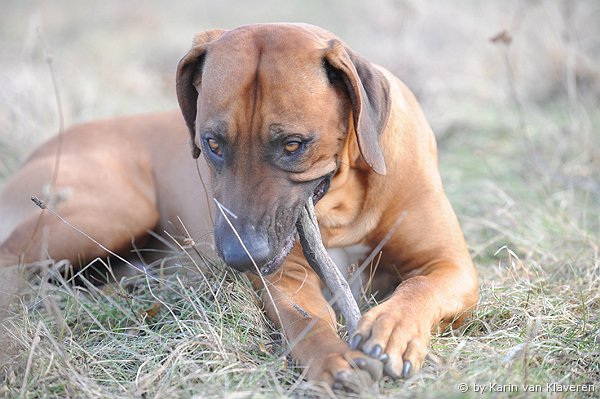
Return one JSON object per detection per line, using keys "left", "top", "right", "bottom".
{"left": 349, "top": 194, "right": 479, "bottom": 379}
{"left": 350, "top": 260, "right": 478, "bottom": 379}
{"left": 249, "top": 242, "right": 382, "bottom": 392}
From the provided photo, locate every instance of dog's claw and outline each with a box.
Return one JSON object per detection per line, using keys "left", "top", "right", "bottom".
{"left": 402, "top": 360, "right": 412, "bottom": 378}
{"left": 349, "top": 334, "right": 362, "bottom": 350}
{"left": 379, "top": 353, "right": 390, "bottom": 364}
{"left": 354, "top": 358, "right": 366, "bottom": 369}
{"left": 369, "top": 344, "right": 382, "bottom": 358}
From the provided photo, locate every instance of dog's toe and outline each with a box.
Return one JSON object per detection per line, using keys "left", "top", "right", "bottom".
{"left": 332, "top": 355, "right": 383, "bottom": 393}
{"left": 315, "top": 350, "right": 384, "bottom": 394}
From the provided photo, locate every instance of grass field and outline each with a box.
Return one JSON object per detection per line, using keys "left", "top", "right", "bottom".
{"left": 1, "top": 1, "right": 599, "bottom": 398}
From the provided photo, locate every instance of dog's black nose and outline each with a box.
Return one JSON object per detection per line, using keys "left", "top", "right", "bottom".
{"left": 219, "top": 233, "right": 271, "bottom": 272}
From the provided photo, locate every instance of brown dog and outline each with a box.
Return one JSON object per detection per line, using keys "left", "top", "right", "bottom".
{"left": 0, "top": 23, "right": 478, "bottom": 391}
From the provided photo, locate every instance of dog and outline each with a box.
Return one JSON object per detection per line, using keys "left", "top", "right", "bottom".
{"left": 0, "top": 23, "right": 478, "bottom": 391}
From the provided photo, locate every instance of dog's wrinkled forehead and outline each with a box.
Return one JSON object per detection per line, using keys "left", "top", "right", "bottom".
{"left": 194, "top": 25, "right": 343, "bottom": 137}
{"left": 198, "top": 24, "right": 331, "bottom": 91}
{"left": 207, "top": 23, "right": 333, "bottom": 57}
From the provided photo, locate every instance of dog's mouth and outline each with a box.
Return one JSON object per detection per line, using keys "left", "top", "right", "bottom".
{"left": 254, "top": 176, "right": 332, "bottom": 276}
{"left": 312, "top": 177, "right": 331, "bottom": 204}
{"left": 255, "top": 232, "right": 297, "bottom": 275}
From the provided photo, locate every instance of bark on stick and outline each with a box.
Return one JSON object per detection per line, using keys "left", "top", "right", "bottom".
{"left": 296, "top": 200, "right": 361, "bottom": 334}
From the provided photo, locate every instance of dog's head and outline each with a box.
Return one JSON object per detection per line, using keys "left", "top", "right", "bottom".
{"left": 176, "top": 23, "right": 390, "bottom": 274}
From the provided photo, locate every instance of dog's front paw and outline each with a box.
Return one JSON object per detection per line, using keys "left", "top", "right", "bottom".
{"left": 313, "top": 349, "right": 384, "bottom": 393}
{"left": 349, "top": 301, "right": 431, "bottom": 379}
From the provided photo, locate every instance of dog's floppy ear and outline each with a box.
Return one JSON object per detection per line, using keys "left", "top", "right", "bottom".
{"left": 176, "top": 29, "right": 225, "bottom": 158}
{"left": 324, "top": 40, "right": 391, "bottom": 175}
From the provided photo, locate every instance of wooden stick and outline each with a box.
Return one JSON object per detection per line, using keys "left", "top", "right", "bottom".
{"left": 296, "top": 200, "right": 361, "bottom": 335}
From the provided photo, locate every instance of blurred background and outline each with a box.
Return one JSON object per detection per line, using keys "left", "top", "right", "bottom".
{"left": 0, "top": 0, "right": 599, "bottom": 267}
{"left": 1, "top": 0, "right": 598, "bottom": 165}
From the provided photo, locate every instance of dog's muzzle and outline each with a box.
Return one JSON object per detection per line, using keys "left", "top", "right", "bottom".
{"left": 217, "top": 175, "right": 333, "bottom": 275}
{"left": 255, "top": 175, "right": 332, "bottom": 275}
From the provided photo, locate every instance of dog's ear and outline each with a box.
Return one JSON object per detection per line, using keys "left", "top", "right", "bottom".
{"left": 324, "top": 40, "right": 391, "bottom": 175}
{"left": 176, "top": 29, "right": 225, "bottom": 158}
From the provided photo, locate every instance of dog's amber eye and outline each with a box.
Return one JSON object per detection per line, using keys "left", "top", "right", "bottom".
{"left": 207, "top": 138, "right": 222, "bottom": 156}
{"left": 284, "top": 141, "right": 301, "bottom": 154}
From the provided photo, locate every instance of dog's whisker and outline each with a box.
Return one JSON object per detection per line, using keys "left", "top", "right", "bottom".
{"left": 213, "top": 198, "right": 238, "bottom": 219}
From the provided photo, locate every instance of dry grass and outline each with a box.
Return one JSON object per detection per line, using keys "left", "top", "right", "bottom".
{"left": 1, "top": 0, "right": 599, "bottom": 398}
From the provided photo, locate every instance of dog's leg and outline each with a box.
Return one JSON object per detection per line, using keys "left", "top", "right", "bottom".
{"left": 350, "top": 192, "right": 479, "bottom": 379}
{"left": 0, "top": 155, "right": 159, "bottom": 267}
{"left": 250, "top": 243, "right": 383, "bottom": 393}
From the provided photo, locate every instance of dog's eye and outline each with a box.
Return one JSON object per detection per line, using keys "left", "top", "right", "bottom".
{"left": 207, "top": 138, "right": 222, "bottom": 156}
{"left": 284, "top": 140, "right": 302, "bottom": 155}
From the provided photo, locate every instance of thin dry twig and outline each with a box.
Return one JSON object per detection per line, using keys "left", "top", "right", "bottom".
{"left": 296, "top": 200, "right": 361, "bottom": 334}
{"left": 19, "top": 39, "right": 67, "bottom": 262}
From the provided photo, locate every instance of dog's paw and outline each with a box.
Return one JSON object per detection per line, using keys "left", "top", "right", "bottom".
{"left": 348, "top": 301, "right": 430, "bottom": 379}
{"left": 314, "top": 349, "right": 383, "bottom": 393}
